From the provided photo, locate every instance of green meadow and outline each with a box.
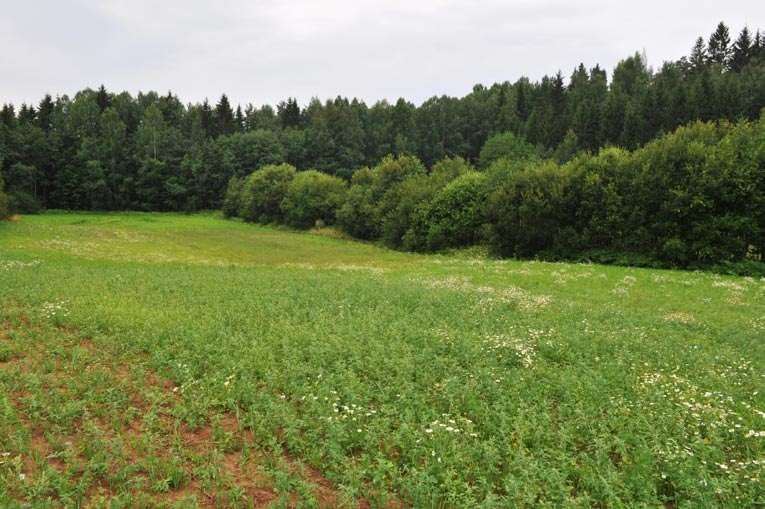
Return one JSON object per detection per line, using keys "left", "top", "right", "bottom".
{"left": 1, "top": 213, "right": 764, "bottom": 508}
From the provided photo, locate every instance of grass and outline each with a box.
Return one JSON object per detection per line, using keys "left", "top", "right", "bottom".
{"left": 1, "top": 212, "right": 764, "bottom": 508}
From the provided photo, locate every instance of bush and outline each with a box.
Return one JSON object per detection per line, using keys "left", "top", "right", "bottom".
{"left": 478, "top": 132, "right": 539, "bottom": 169}
{"left": 222, "top": 177, "right": 244, "bottom": 218}
{"left": 379, "top": 174, "right": 436, "bottom": 248}
{"left": 382, "top": 157, "right": 473, "bottom": 249}
{"left": 485, "top": 161, "right": 574, "bottom": 257}
{"left": 280, "top": 170, "right": 347, "bottom": 229}
{"left": 406, "top": 172, "right": 490, "bottom": 252}
{"left": 238, "top": 164, "right": 296, "bottom": 223}
{"left": 336, "top": 155, "right": 426, "bottom": 240}
{"left": 8, "top": 190, "right": 41, "bottom": 214}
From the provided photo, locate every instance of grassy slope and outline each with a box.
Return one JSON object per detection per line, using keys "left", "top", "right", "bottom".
{"left": 1, "top": 213, "right": 764, "bottom": 508}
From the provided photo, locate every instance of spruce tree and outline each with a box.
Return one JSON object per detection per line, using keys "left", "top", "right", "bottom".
{"left": 235, "top": 105, "right": 245, "bottom": 132}
{"left": 277, "top": 98, "right": 301, "bottom": 129}
{"left": 17, "top": 103, "right": 36, "bottom": 124}
{"left": 730, "top": 26, "right": 753, "bottom": 71}
{"left": 689, "top": 36, "right": 708, "bottom": 71}
{"left": 36, "top": 95, "right": 54, "bottom": 131}
{"left": 95, "top": 84, "right": 111, "bottom": 112}
{"left": 200, "top": 99, "right": 213, "bottom": 139}
{"left": 707, "top": 21, "right": 732, "bottom": 67}
{"left": 214, "top": 94, "right": 235, "bottom": 137}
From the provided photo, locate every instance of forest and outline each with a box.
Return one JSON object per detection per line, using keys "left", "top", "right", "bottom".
{"left": 2, "top": 22, "right": 765, "bottom": 270}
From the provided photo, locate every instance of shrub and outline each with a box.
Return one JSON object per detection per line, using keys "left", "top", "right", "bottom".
{"left": 337, "top": 155, "right": 426, "bottom": 240}
{"left": 222, "top": 177, "right": 244, "bottom": 218}
{"left": 238, "top": 164, "right": 296, "bottom": 223}
{"left": 478, "top": 132, "right": 539, "bottom": 169}
{"left": 381, "top": 157, "right": 473, "bottom": 249}
{"left": 8, "top": 190, "right": 42, "bottom": 214}
{"left": 485, "top": 161, "right": 574, "bottom": 257}
{"left": 407, "top": 171, "right": 490, "bottom": 252}
{"left": 280, "top": 170, "right": 347, "bottom": 229}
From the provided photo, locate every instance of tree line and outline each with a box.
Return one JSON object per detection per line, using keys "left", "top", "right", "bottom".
{"left": 1, "top": 21, "right": 763, "bottom": 217}
{"left": 225, "top": 113, "right": 765, "bottom": 273}
{"left": 1, "top": 22, "right": 765, "bottom": 273}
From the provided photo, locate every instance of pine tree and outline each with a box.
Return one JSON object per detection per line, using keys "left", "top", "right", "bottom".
{"left": 95, "top": 84, "right": 111, "bottom": 112}
{"left": 755, "top": 29, "right": 765, "bottom": 60}
{"left": 277, "top": 98, "right": 301, "bottom": 129}
{"left": 707, "top": 21, "right": 732, "bottom": 67}
{"left": 730, "top": 26, "right": 753, "bottom": 71}
{"left": 200, "top": 99, "right": 213, "bottom": 139}
{"left": 514, "top": 78, "right": 532, "bottom": 121}
{"left": 36, "top": 95, "right": 54, "bottom": 131}
{"left": 17, "top": 103, "right": 36, "bottom": 124}
{"left": 235, "top": 105, "right": 245, "bottom": 132}
{"left": 689, "top": 37, "right": 708, "bottom": 71}
{"left": 214, "top": 94, "right": 235, "bottom": 137}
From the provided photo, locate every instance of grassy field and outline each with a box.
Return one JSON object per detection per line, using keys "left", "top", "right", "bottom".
{"left": 1, "top": 212, "right": 764, "bottom": 508}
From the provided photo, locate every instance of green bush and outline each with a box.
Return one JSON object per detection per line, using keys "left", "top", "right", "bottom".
{"left": 485, "top": 161, "right": 574, "bottom": 257}
{"left": 337, "top": 155, "right": 426, "bottom": 240}
{"left": 222, "top": 177, "right": 244, "bottom": 218}
{"left": 238, "top": 164, "right": 296, "bottom": 223}
{"left": 382, "top": 157, "right": 473, "bottom": 249}
{"left": 408, "top": 171, "right": 490, "bottom": 252}
{"left": 478, "top": 132, "right": 539, "bottom": 169}
{"left": 280, "top": 170, "right": 347, "bottom": 229}
{"left": 8, "top": 189, "right": 42, "bottom": 214}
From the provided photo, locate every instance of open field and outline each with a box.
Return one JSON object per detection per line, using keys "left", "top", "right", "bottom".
{"left": 1, "top": 213, "right": 764, "bottom": 508}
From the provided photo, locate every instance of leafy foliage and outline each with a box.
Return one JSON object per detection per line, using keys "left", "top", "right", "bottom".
{"left": 478, "top": 131, "right": 539, "bottom": 168}
{"left": 280, "top": 170, "right": 347, "bottom": 228}
{"left": 237, "top": 163, "right": 296, "bottom": 223}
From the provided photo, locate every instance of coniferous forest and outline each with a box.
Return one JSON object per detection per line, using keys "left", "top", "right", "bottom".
{"left": 2, "top": 22, "right": 765, "bottom": 271}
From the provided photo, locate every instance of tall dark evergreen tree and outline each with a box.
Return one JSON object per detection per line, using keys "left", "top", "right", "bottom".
{"left": 36, "top": 95, "right": 54, "bottom": 131}
{"left": 235, "top": 105, "right": 245, "bottom": 132}
{"left": 214, "top": 94, "right": 235, "bottom": 138}
{"left": 731, "top": 26, "right": 754, "bottom": 71}
{"left": 708, "top": 21, "right": 732, "bottom": 67}
{"left": 95, "top": 85, "right": 111, "bottom": 112}
{"left": 200, "top": 99, "right": 213, "bottom": 139}
{"left": 689, "top": 37, "right": 708, "bottom": 71}
{"left": 277, "top": 98, "right": 302, "bottom": 129}
{"left": 18, "top": 104, "right": 36, "bottom": 124}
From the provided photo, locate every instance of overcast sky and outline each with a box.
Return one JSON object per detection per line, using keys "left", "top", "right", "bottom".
{"left": 1, "top": 0, "right": 763, "bottom": 109}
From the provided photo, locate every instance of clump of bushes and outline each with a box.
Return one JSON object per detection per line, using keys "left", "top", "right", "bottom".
{"left": 237, "top": 163, "right": 296, "bottom": 224}
{"left": 406, "top": 171, "right": 490, "bottom": 252}
{"left": 224, "top": 163, "right": 347, "bottom": 229}
{"left": 223, "top": 114, "right": 765, "bottom": 273}
{"left": 478, "top": 131, "right": 540, "bottom": 168}
{"left": 280, "top": 170, "right": 347, "bottom": 228}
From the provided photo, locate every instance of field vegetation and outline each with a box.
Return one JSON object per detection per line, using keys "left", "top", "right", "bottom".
{"left": 1, "top": 213, "right": 764, "bottom": 507}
